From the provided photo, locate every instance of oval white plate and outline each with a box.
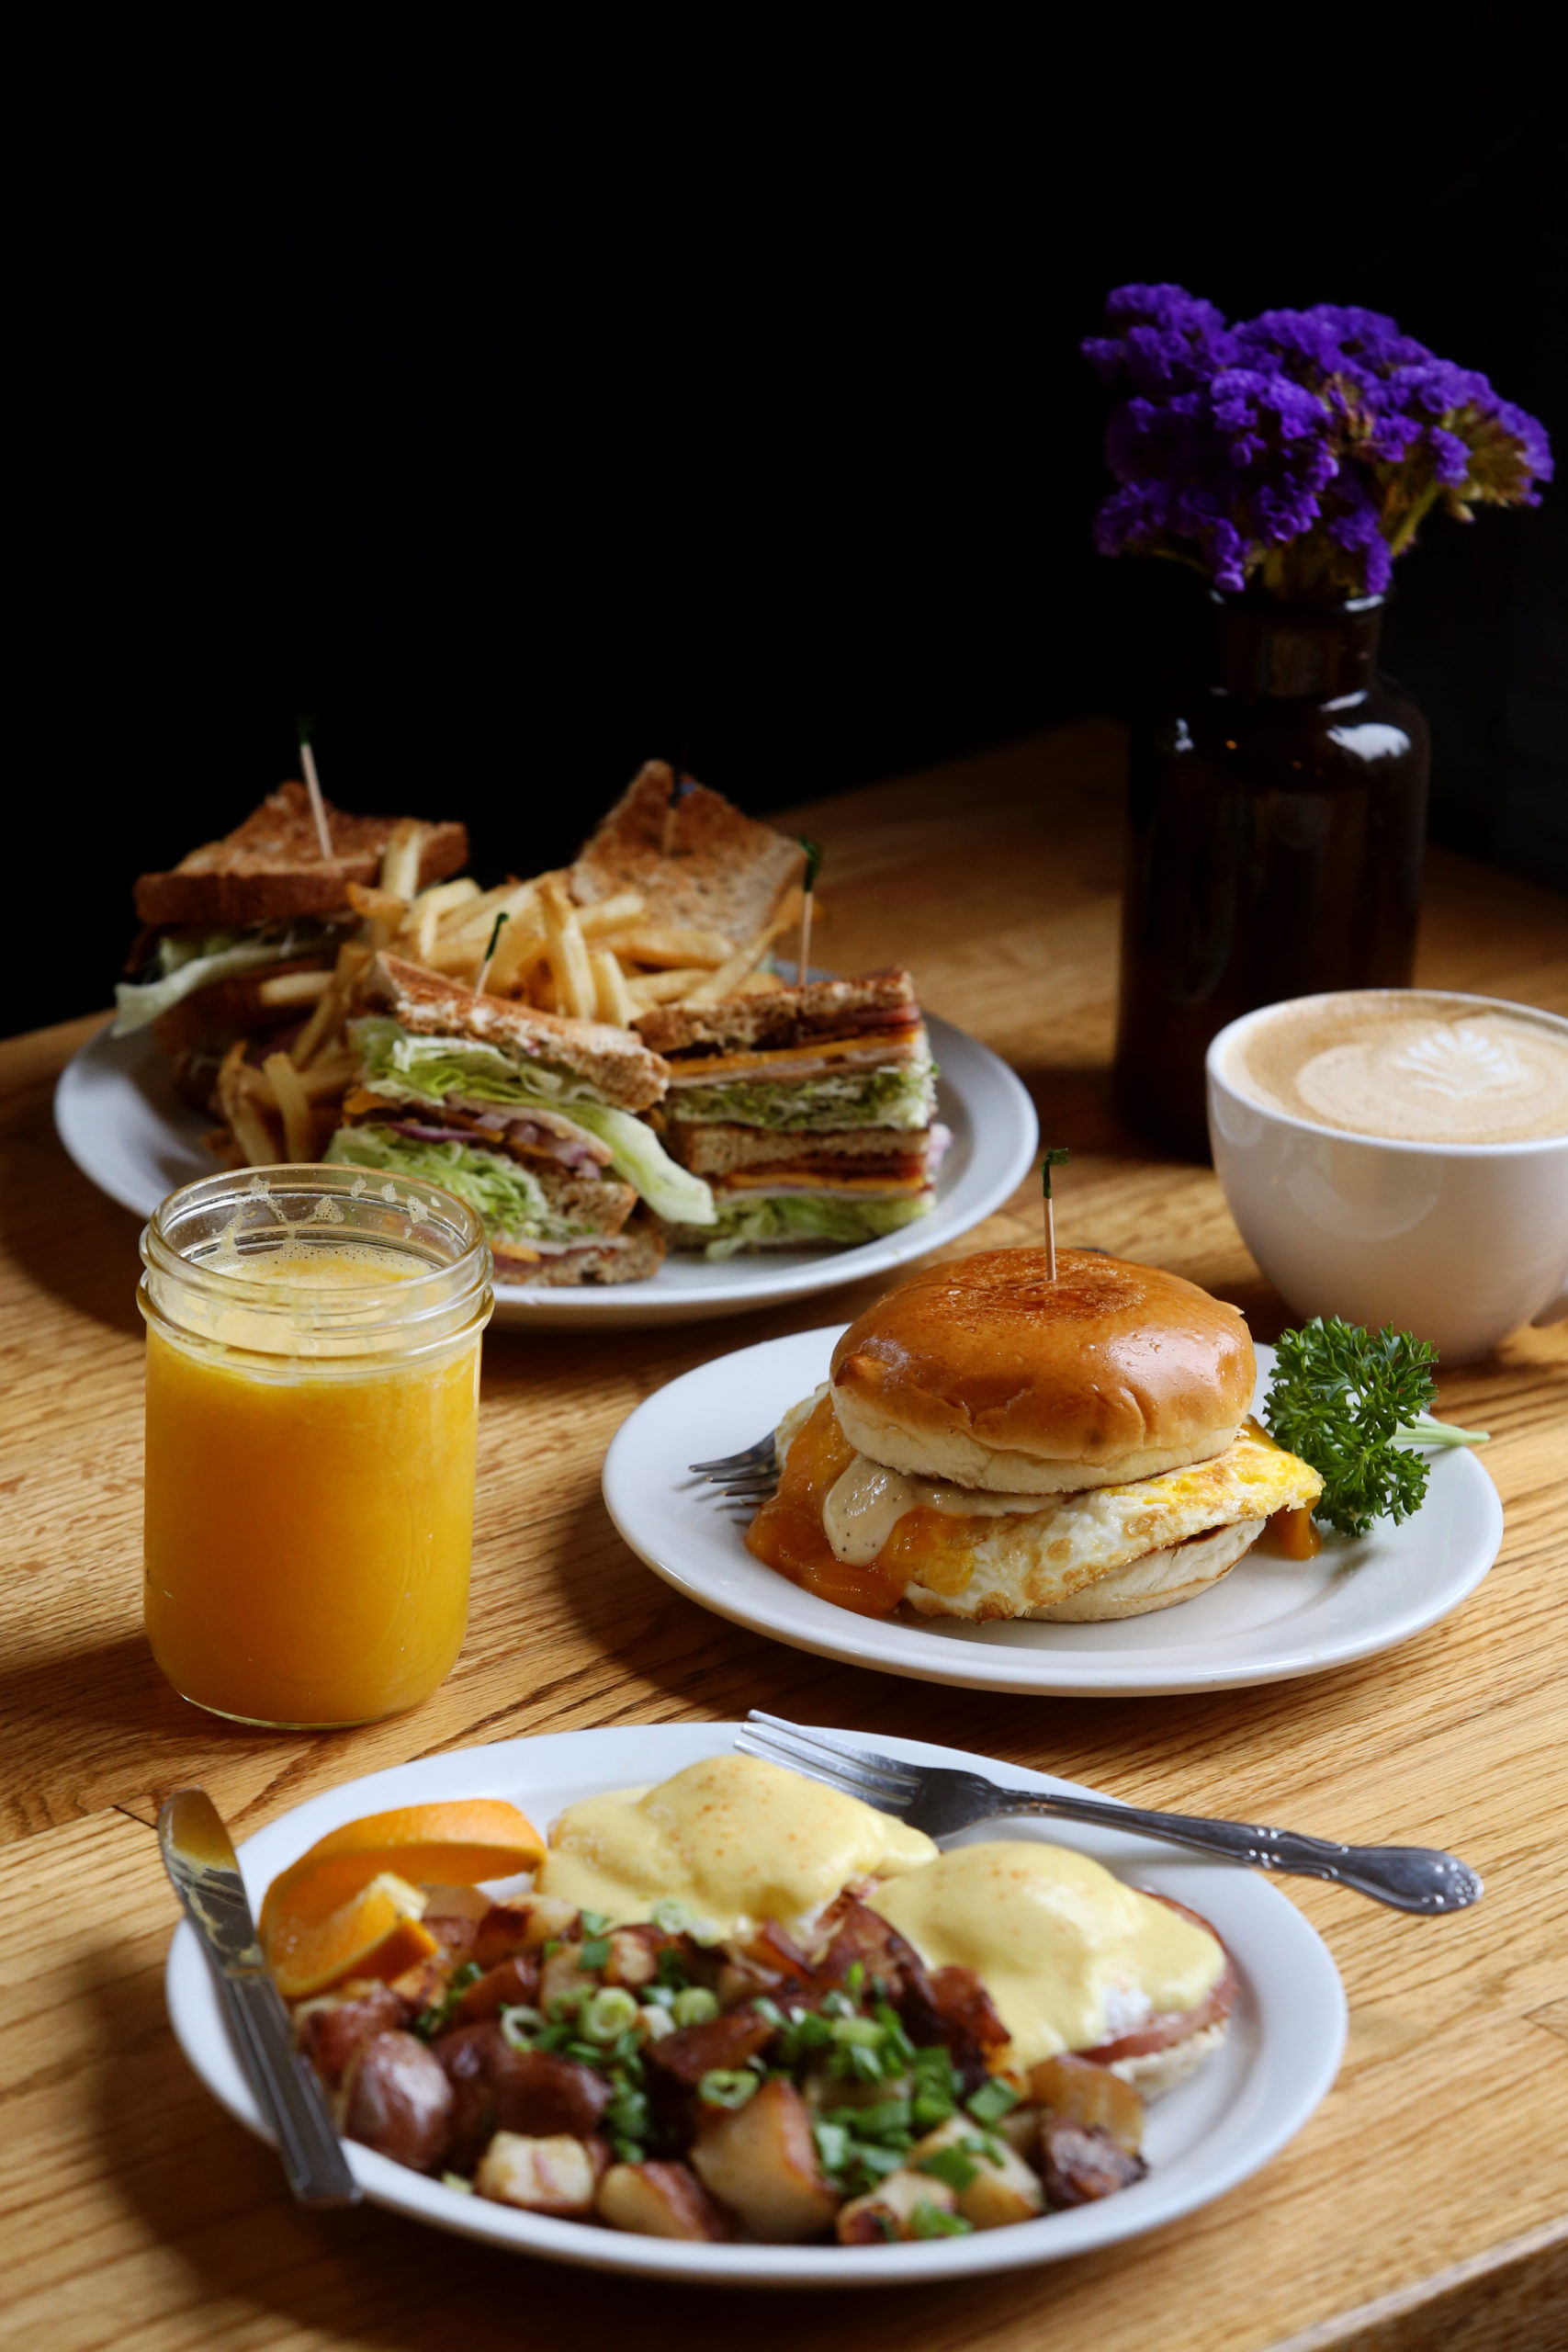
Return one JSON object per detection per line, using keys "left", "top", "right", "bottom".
{"left": 164, "top": 1722, "right": 1345, "bottom": 2286}
{"left": 54, "top": 1013, "right": 1035, "bottom": 1329}
{"left": 603, "top": 1336, "right": 1504, "bottom": 1694}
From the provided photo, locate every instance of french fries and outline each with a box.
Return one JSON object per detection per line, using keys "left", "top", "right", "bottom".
{"left": 205, "top": 797, "right": 823, "bottom": 1178}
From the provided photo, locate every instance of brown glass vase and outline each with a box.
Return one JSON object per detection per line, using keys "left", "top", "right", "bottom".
{"left": 1112, "top": 591, "right": 1429, "bottom": 1158}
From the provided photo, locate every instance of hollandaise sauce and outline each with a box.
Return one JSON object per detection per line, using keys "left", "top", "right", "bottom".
{"left": 871, "top": 1842, "right": 1226, "bottom": 2069}
{"left": 140, "top": 1169, "right": 492, "bottom": 1726}
{"left": 746, "top": 1392, "right": 991, "bottom": 1612}
{"left": 536, "top": 1754, "right": 937, "bottom": 1934}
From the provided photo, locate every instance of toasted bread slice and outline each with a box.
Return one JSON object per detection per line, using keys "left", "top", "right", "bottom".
{"left": 570, "top": 761, "right": 807, "bottom": 946}
{"left": 635, "top": 968, "right": 918, "bottom": 1057}
{"left": 670, "top": 1123, "right": 932, "bottom": 1177}
{"left": 357, "top": 953, "right": 670, "bottom": 1113}
{"left": 494, "top": 1216, "right": 665, "bottom": 1287}
{"left": 135, "top": 784, "right": 468, "bottom": 929}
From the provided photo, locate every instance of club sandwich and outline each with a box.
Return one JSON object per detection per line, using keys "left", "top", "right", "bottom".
{"left": 324, "top": 954, "right": 715, "bottom": 1283}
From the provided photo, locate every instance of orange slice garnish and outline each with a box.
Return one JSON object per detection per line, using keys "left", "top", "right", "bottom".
{"left": 264, "top": 1870, "right": 438, "bottom": 2000}
{"left": 258, "top": 1798, "right": 545, "bottom": 1951}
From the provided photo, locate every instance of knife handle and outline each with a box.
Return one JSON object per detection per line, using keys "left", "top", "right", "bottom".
{"left": 218, "top": 1971, "right": 361, "bottom": 2206}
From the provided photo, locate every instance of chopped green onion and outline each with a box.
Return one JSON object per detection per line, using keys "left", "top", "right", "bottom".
{"left": 498, "top": 2003, "right": 543, "bottom": 2052}
{"left": 825, "top": 2097, "right": 911, "bottom": 2143}
{"left": 813, "top": 2120, "right": 852, "bottom": 2176}
{"left": 965, "top": 2078, "right": 1021, "bottom": 2125}
{"left": 698, "top": 2067, "right": 761, "bottom": 2110}
{"left": 829, "top": 2015, "right": 884, "bottom": 2048}
{"left": 822, "top": 1990, "right": 857, "bottom": 2019}
{"left": 541, "top": 1938, "right": 563, "bottom": 1962}
{"left": 440, "top": 2171, "right": 473, "bottom": 2194}
{"left": 918, "top": 2145, "right": 978, "bottom": 2192}
{"left": 671, "top": 1985, "right": 720, "bottom": 2028}
{"left": 579, "top": 1936, "right": 612, "bottom": 1970}
{"left": 650, "top": 1897, "right": 689, "bottom": 1933}
{"left": 751, "top": 1996, "right": 787, "bottom": 2029}
{"left": 582, "top": 1987, "right": 640, "bottom": 2043}
{"left": 579, "top": 1908, "right": 612, "bottom": 1936}
{"left": 909, "top": 2201, "right": 973, "bottom": 2239}
{"left": 843, "top": 1960, "right": 865, "bottom": 1995}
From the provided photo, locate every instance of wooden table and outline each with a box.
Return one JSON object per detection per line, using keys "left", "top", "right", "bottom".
{"left": 3, "top": 722, "right": 1565, "bottom": 2352}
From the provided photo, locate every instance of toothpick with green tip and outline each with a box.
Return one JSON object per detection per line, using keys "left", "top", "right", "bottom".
{"left": 1042, "top": 1148, "right": 1070, "bottom": 1279}
{"left": 473, "top": 910, "right": 509, "bottom": 996}
{"left": 796, "top": 838, "right": 822, "bottom": 986}
{"left": 296, "top": 716, "right": 333, "bottom": 861}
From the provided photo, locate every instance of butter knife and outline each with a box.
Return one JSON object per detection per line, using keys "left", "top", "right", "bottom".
{"left": 158, "top": 1786, "right": 360, "bottom": 2206}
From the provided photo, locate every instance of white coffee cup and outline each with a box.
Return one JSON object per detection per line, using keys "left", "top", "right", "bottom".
{"left": 1207, "top": 989, "right": 1568, "bottom": 1362}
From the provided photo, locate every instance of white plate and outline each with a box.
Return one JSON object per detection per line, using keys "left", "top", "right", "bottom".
{"left": 54, "top": 1014, "right": 1036, "bottom": 1329}
{"left": 164, "top": 1721, "right": 1345, "bottom": 2286}
{"left": 603, "top": 1336, "right": 1504, "bottom": 1694}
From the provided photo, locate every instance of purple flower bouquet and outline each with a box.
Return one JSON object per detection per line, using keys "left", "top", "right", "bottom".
{"left": 1084, "top": 287, "right": 1551, "bottom": 598}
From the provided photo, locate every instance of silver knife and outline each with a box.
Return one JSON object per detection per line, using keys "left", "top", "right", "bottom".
{"left": 158, "top": 1786, "right": 360, "bottom": 2207}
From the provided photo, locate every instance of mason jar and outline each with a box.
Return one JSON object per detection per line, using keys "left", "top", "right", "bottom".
{"left": 140, "top": 1165, "right": 493, "bottom": 1726}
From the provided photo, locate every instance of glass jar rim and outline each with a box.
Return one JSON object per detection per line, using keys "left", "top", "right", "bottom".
{"left": 140, "top": 1164, "right": 493, "bottom": 1361}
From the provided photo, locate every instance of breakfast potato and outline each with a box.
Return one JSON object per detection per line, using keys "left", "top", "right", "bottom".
{"left": 1027, "top": 2052, "right": 1145, "bottom": 2154}
{"left": 453, "top": 1953, "right": 540, "bottom": 2025}
{"left": 476, "top": 2132, "right": 602, "bottom": 2217}
{"left": 649, "top": 2009, "right": 776, "bottom": 2087}
{"left": 471, "top": 1894, "right": 578, "bottom": 1967}
{"left": 837, "top": 2167, "right": 961, "bottom": 2244}
{"left": 691, "top": 2079, "right": 840, "bottom": 2242}
{"left": 1039, "top": 2119, "right": 1148, "bottom": 2208}
{"left": 908, "top": 2115, "right": 1044, "bottom": 2229}
{"left": 597, "top": 2159, "right": 733, "bottom": 2242}
{"left": 341, "top": 2030, "right": 453, "bottom": 2171}
{"left": 435, "top": 2025, "right": 611, "bottom": 2168}
{"left": 294, "top": 1981, "right": 406, "bottom": 2088}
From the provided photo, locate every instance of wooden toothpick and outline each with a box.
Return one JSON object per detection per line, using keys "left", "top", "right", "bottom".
{"left": 796, "top": 838, "right": 821, "bottom": 987}
{"left": 297, "top": 718, "right": 333, "bottom": 861}
{"left": 473, "top": 910, "right": 509, "bottom": 995}
{"left": 1042, "top": 1148, "right": 1070, "bottom": 1280}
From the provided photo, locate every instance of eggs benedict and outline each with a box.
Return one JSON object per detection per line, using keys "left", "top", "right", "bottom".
{"left": 747, "top": 1248, "right": 1324, "bottom": 1622}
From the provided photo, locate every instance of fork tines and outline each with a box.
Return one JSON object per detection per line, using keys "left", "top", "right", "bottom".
{"left": 689, "top": 1430, "right": 780, "bottom": 1498}
{"left": 736, "top": 1713, "right": 919, "bottom": 1817}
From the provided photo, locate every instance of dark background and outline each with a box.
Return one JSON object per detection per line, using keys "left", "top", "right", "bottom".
{"left": 17, "top": 7, "right": 1563, "bottom": 1038}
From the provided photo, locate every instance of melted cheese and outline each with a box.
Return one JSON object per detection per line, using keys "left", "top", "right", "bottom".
{"left": 666, "top": 1027, "right": 925, "bottom": 1084}
{"left": 535, "top": 1753, "right": 937, "bottom": 1936}
{"left": 872, "top": 1843, "right": 1225, "bottom": 2067}
{"left": 823, "top": 1453, "right": 1060, "bottom": 1565}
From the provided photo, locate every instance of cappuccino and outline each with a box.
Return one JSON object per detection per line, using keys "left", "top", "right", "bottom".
{"left": 1226, "top": 990, "right": 1568, "bottom": 1146}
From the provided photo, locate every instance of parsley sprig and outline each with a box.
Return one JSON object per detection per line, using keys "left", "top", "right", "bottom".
{"left": 1265, "top": 1317, "right": 1488, "bottom": 1539}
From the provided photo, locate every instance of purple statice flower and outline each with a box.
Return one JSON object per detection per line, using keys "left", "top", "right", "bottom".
{"left": 1084, "top": 286, "right": 1552, "bottom": 597}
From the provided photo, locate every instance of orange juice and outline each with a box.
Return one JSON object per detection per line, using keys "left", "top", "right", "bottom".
{"left": 140, "top": 1171, "right": 492, "bottom": 1725}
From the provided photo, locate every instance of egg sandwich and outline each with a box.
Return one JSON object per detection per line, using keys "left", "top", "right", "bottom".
{"left": 748, "top": 1247, "right": 1323, "bottom": 1620}
{"left": 323, "top": 954, "right": 715, "bottom": 1283}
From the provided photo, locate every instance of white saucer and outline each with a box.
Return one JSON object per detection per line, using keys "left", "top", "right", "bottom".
{"left": 54, "top": 1013, "right": 1036, "bottom": 1330}
{"left": 602, "top": 1333, "right": 1504, "bottom": 1694}
{"left": 164, "top": 1721, "right": 1346, "bottom": 2286}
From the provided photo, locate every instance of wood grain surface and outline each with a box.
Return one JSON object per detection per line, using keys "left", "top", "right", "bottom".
{"left": 2, "top": 722, "right": 1565, "bottom": 2352}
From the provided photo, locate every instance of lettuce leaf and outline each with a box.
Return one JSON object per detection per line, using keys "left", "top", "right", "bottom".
{"left": 112, "top": 930, "right": 331, "bottom": 1035}
{"left": 323, "top": 1125, "right": 604, "bottom": 1245}
{"left": 668, "top": 1057, "right": 935, "bottom": 1131}
{"left": 671, "top": 1189, "right": 935, "bottom": 1261}
{"left": 352, "top": 1020, "right": 716, "bottom": 1226}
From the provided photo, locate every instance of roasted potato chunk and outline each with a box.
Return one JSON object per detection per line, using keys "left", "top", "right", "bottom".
{"left": 597, "top": 2159, "right": 733, "bottom": 2241}
{"left": 341, "top": 2030, "right": 453, "bottom": 2171}
{"left": 691, "top": 2078, "right": 840, "bottom": 2243}
{"left": 908, "top": 2115, "right": 1044, "bottom": 2229}
{"left": 1039, "top": 2119, "right": 1148, "bottom": 2208}
{"left": 1028, "top": 2052, "right": 1145, "bottom": 2153}
{"left": 453, "top": 1953, "right": 539, "bottom": 2025}
{"left": 475, "top": 2132, "right": 599, "bottom": 2217}
{"left": 295, "top": 1981, "right": 405, "bottom": 2089}
{"left": 837, "top": 2167, "right": 960, "bottom": 2244}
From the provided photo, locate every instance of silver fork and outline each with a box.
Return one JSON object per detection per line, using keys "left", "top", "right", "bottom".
{"left": 736, "top": 1713, "right": 1483, "bottom": 1917}
{"left": 689, "top": 1430, "right": 779, "bottom": 1498}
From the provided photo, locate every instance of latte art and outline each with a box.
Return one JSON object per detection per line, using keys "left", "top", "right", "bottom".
{"left": 1229, "top": 992, "right": 1568, "bottom": 1145}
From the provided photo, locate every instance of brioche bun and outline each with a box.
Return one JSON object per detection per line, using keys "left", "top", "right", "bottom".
{"left": 829, "top": 1248, "right": 1255, "bottom": 1494}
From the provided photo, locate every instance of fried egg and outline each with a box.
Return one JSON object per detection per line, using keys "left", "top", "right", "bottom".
{"left": 776, "top": 1395, "right": 1322, "bottom": 1622}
